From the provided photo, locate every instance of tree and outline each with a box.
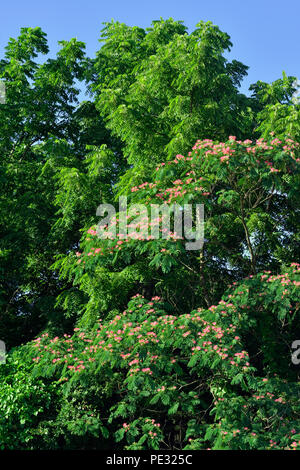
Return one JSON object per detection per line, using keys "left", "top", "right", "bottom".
{"left": 0, "top": 19, "right": 299, "bottom": 451}
{"left": 55, "top": 136, "right": 300, "bottom": 324}
{"left": 0, "top": 28, "right": 123, "bottom": 347}
{"left": 0, "top": 263, "right": 299, "bottom": 449}
{"left": 250, "top": 72, "right": 300, "bottom": 141}
{"left": 91, "top": 19, "right": 254, "bottom": 176}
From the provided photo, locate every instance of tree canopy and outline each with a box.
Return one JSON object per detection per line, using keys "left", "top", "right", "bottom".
{"left": 0, "top": 19, "right": 299, "bottom": 451}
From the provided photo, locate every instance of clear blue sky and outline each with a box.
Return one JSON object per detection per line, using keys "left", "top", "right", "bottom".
{"left": 1, "top": 0, "right": 299, "bottom": 96}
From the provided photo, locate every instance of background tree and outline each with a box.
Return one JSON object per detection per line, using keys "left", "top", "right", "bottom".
{"left": 0, "top": 28, "right": 124, "bottom": 347}
{"left": 250, "top": 71, "right": 300, "bottom": 140}
{"left": 91, "top": 19, "right": 254, "bottom": 181}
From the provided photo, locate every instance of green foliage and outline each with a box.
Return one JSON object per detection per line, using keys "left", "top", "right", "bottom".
{"left": 0, "top": 28, "right": 124, "bottom": 347}
{"left": 0, "top": 348, "right": 56, "bottom": 449}
{"left": 0, "top": 18, "right": 299, "bottom": 451}
{"left": 250, "top": 72, "right": 300, "bottom": 141}
{"left": 1, "top": 266, "right": 299, "bottom": 449}
{"left": 57, "top": 136, "right": 299, "bottom": 322}
{"left": 92, "top": 18, "right": 253, "bottom": 173}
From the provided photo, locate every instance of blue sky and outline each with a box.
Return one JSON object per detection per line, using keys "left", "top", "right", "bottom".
{"left": 1, "top": 0, "right": 299, "bottom": 96}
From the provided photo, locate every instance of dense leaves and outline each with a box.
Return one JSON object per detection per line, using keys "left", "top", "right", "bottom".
{"left": 0, "top": 18, "right": 299, "bottom": 450}
{"left": 1, "top": 264, "right": 299, "bottom": 449}
{"left": 56, "top": 136, "right": 299, "bottom": 323}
